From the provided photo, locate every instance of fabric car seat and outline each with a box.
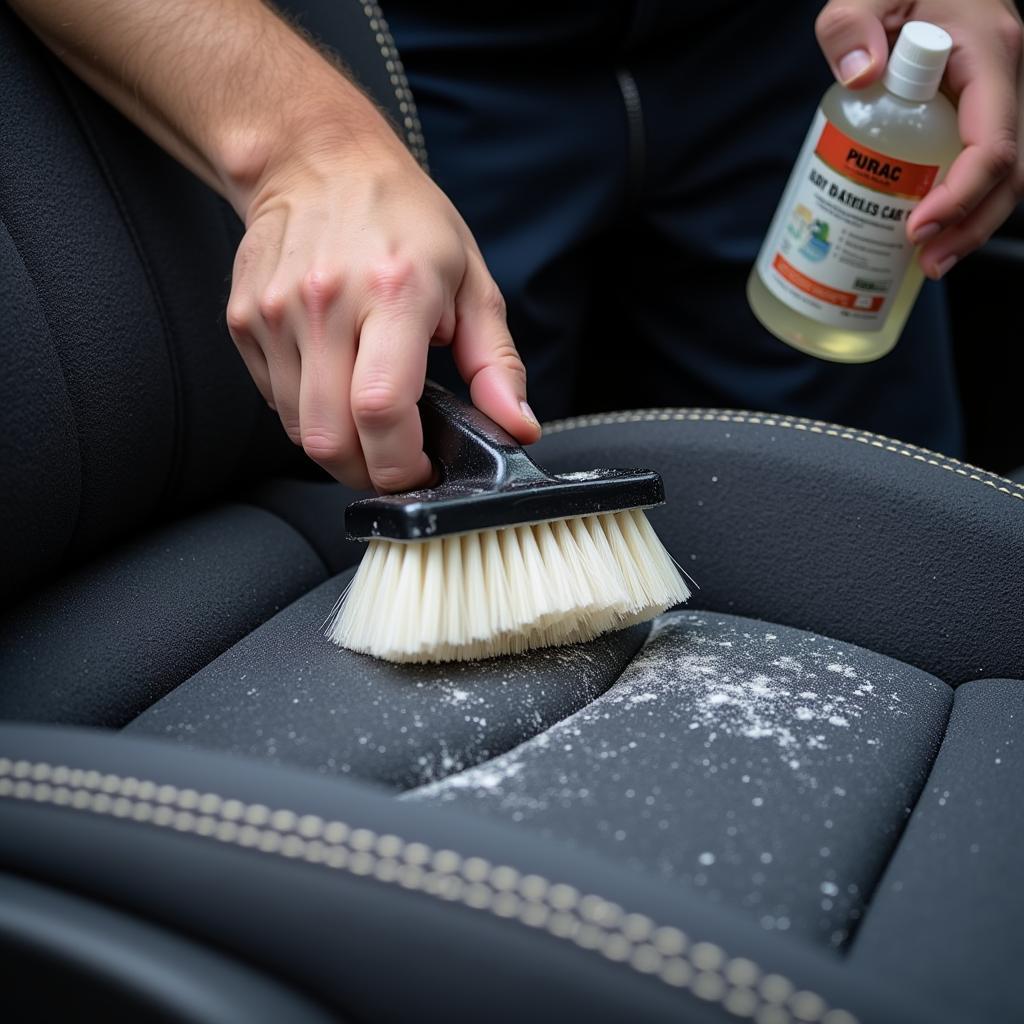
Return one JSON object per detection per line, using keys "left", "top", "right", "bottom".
{"left": 1, "top": 3, "right": 1023, "bottom": 1023}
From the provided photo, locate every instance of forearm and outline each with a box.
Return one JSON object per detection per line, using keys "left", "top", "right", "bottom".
{"left": 9, "top": 0, "right": 402, "bottom": 217}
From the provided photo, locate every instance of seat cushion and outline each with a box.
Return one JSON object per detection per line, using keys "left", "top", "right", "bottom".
{"left": 407, "top": 610, "right": 952, "bottom": 949}
{"left": 3, "top": 405, "right": 1022, "bottom": 1022}
{"left": 127, "top": 591, "right": 952, "bottom": 953}
{"left": 126, "top": 573, "right": 649, "bottom": 789}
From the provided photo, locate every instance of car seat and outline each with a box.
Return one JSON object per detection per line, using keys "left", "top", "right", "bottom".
{"left": 1, "top": 3, "right": 1022, "bottom": 1023}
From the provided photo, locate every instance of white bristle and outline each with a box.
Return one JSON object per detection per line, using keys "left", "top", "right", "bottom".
{"left": 327, "top": 510, "right": 691, "bottom": 664}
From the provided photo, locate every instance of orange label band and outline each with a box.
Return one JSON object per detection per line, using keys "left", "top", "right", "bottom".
{"left": 772, "top": 254, "right": 885, "bottom": 312}
{"left": 815, "top": 121, "right": 939, "bottom": 199}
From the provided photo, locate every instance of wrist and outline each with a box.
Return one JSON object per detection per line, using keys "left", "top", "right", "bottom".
{"left": 218, "top": 86, "right": 412, "bottom": 222}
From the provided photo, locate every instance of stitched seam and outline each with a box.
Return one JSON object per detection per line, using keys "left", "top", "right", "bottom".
{"left": 357, "top": 1, "right": 429, "bottom": 171}
{"left": 542, "top": 409, "right": 1024, "bottom": 503}
{"left": 0, "top": 759, "right": 856, "bottom": 1024}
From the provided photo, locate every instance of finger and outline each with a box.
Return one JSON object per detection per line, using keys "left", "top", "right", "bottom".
{"left": 226, "top": 283, "right": 275, "bottom": 406}
{"left": 909, "top": 28, "right": 1022, "bottom": 241}
{"left": 226, "top": 223, "right": 283, "bottom": 409}
{"left": 235, "top": 332, "right": 275, "bottom": 408}
{"left": 350, "top": 277, "right": 439, "bottom": 493}
{"left": 431, "top": 304, "right": 457, "bottom": 347}
{"left": 814, "top": 1, "right": 890, "bottom": 87}
{"left": 265, "top": 336, "right": 303, "bottom": 445}
{"left": 919, "top": 178, "right": 1022, "bottom": 279}
{"left": 296, "top": 272, "right": 371, "bottom": 489}
{"left": 248, "top": 270, "right": 304, "bottom": 444}
{"left": 450, "top": 259, "right": 540, "bottom": 444}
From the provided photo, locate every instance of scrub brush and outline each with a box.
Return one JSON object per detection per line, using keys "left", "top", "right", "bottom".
{"left": 327, "top": 382, "right": 690, "bottom": 663}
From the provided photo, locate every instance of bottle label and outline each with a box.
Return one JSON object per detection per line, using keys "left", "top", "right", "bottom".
{"left": 756, "top": 109, "right": 939, "bottom": 331}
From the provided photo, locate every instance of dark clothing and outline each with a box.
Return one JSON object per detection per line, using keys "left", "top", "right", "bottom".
{"left": 387, "top": 1, "right": 964, "bottom": 454}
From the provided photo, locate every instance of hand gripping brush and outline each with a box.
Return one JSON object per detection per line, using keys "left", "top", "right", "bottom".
{"left": 327, "top": 382, "right": 690, "bottom": 663}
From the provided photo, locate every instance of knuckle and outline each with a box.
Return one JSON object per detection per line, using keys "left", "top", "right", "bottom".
{"left": 947, "top": 194, "right": 973, "bottom": 225}
{"left": 365, "top": 258, "right": 418, "bottom": 301}
{"left": 351, "top": 384, "right": 403, "bottom": 428}
{"left": 492, "top": 338, "right": 526, "bottom": 375}
{"left": 225, "top": 296, "right": 255, "bottom": 336}
{"left": 301, "top": 431, "right": 352, "bottom": 465}
{"left": 299, "top": 267, "right": 343, "bottom": 311}
{"left": 479, "top": 281, "right": 508, "bottom": 321}
{"left": 987, "top": 137, "right": 1019, "bottom": 181}
{"left": 258, "top": 285, "right": 289, "bottom": 326}
{"left": 279, "top": 418, "right": 302, "bottom": 446}
{"left": 370, "top": 464, "right": 419, "bottom": 492}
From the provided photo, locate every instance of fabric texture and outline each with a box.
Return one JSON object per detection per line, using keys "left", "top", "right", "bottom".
{"left": 409, "top": 611, "right": 952, "bottom": 950}
{"left": 851, "top": 679, "right": 1024, "bottom": 1021}
{"left": 530, "top": 413, "right": 1024, "bottom": 685}
{"left": 0, "top": 506, "right": 326, "bottom": 727}
{"left": 127, "top": 574, "right": 650, "bottom": 789}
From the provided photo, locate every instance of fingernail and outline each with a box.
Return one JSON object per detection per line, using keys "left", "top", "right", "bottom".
{"left": 912, "top": 222, "right": 941, "bottom": 245}
{"left": 934, "top": 254, "right": 958, "bottom": 279}
{"left": 838, "top": 49, "right": 872, "bottom": 84}
{"left": 520, "top": 400, "right": 539, "bottom": 427}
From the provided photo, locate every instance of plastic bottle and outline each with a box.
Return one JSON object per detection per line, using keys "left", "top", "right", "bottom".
{"left": 747, "top": 21, "right": 961, "bottom": 363}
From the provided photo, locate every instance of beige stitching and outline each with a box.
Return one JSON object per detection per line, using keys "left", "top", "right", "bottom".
{"left": 0, "top": 757, "right": 857, "bottom": 1024}
{"left": 358, "top": 1, "right": 429, "bottom": 170}
{"left": 542, "top": 409, "right": 1024, "bottom": 504}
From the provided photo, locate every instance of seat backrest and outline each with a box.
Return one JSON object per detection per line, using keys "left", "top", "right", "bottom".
{"left": 0, "top": 1, "right": 420, "bottom": 605}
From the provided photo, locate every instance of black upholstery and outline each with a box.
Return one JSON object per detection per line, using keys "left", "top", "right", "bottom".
{"left": 0, "top": 874, "right": 335, "bottom": 1023}
{"left": 0, "top": 725, "right": 949, "bottom": 1024}
{"left": 852, "top": 679, "right": 1024, "bottom": 1022}
{"left": 127, "top": 575, "right": 649, "bottom": 788}
{"left": 1, "top": 2, "right": 1023, "bottom": 1023}
{"left": 408, "top": 612, "right": 952, "bottom": 950}
{"left": 0, "top": 505, "right": 326, "bottom": 726}
{"left": 532, "top": 412, "right": 1024, "bottom": 686}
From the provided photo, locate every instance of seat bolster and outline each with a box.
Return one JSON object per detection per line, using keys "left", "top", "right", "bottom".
{"left": 533, "top": 413, "right": 1024, "bottom": 684}
{"left": 0, "top": 503, "right": 326, "bottom": 727}
{"left": 0, "top": 724, "right": 952, "bottom": 1024}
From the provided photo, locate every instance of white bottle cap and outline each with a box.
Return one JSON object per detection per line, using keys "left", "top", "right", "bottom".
{"left": 883, "top": 21, "right": 953, "bottom": 102}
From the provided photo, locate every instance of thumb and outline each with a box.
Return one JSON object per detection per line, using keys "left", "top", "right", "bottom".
{"left": 450, "top": 262, "right": 541, "bottom": 445}
{"left": 815, "top": 2, "right": 890, "bottom": 88}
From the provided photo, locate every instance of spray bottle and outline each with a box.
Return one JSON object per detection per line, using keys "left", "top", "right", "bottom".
{"left": 748, "top": 21, "right": 961, "bottom": 363}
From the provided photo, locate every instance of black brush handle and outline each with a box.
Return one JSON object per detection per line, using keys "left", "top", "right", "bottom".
{"left": 418, "top": 380, "right": 550, "bottom": 489}
{"left": 344, "top": 381, "right": 663, "bottom": 540}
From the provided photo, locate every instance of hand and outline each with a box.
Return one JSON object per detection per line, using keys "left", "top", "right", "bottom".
{"left": 226, "top": 133, "right": 540, "bottom": 493}
{"left": 815, "top": 0, "right": 1024, "bottom": 278}
{"left": 8, "top": 0, "right": 540, "bottom": 494}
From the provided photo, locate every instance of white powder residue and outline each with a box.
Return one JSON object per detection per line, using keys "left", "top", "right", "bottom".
{"left": 409, "top": 609, "right": 943, "bottom": 948}
{"left": 432, "top": 758, "right": 525, "bottom": 792}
